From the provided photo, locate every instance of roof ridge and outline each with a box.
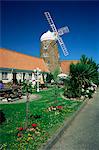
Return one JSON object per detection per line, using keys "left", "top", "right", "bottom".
{"left": 0, "top": 48, "right": 42, "bottom": 60}
{"left": 60, "top": 60, "right": 79, "bottom": 62}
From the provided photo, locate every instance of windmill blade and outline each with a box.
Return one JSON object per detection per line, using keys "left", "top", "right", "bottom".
{"left": 58, "top": 26, "right": 69, "bottom": 36}
{"left": 44, "top": 12, "right": 58, "bottom": 33}
{"left": 44, "top": 11, "right": 69, "bottom": 56}
{"left": 57, "top": 36, "right": 69, "bottom": 56}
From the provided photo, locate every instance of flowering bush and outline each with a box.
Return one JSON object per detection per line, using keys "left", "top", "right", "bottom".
{"left": 80, "top": 82, "right": 97, "bottom": 99}
{"left": 86, "top": 90, "right": 89, "bottom": 93}
{"left": 82, "top": 88, "right": 84, "bottom": 92}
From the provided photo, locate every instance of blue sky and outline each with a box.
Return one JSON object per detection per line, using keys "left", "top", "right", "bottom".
{"left": 1, "top": 1, "right": 99, "bottom": 63}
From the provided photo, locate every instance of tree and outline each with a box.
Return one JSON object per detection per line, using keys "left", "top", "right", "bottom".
{"left": 52, "top": 67, "right": 60, "bottom": 103}
{"left": 22, "top": 80, "right": 33, "bottom": 129}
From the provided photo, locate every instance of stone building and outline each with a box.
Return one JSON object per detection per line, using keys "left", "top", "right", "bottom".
{"left": 40, "top": 31, "right": 60, "bottom": 72}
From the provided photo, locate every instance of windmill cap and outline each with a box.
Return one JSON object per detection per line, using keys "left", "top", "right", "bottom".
{"left": 40, "top": 30, "right": 57, "bottom": 42}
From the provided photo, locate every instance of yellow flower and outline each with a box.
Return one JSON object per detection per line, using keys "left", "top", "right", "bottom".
{"left": 28, "top": 133, "right": 32, "bottom": 137}
{"left": 27, "top": 137, "right": 33, "bottom": 142}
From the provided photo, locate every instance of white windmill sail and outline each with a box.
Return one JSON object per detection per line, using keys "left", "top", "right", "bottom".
{"left": 58, "top": 26, "right": 69, "bottom": 36}
{"left": 44, "top": 11, "right": 69, "bottom": 56}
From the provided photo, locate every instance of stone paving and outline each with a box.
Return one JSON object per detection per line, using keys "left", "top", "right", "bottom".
{"left": 0, "top": 94, "right": 41, "bottom": 104}
{"left": 51, "top": 88, "right": 99, "bottom": 150}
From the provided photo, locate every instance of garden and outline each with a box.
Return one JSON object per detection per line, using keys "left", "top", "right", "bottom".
{"left": 0, "top": 87, "right": 82, "bottom": 150}
{"left": 0, "top": 55, "right": 98, "bottom": 150}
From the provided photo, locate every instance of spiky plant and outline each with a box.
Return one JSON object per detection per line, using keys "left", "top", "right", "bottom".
{"left": 64, "top": 55, "right": 99, "bottom": 98}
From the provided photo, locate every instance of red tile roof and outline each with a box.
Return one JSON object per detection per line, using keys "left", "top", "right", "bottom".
{"left": 60, "top": 60, "right": 79, "bottom": 74}
{"left": 0, "top": 48, "right": 49, "bottom": 72}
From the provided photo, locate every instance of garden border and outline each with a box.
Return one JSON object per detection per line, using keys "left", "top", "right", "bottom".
{"left": 39, "top": 97, "right": 90, "bottom": 150}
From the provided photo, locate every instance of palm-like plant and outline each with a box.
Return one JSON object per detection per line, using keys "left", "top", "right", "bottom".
{"left": 80, "top": 55, "right": 88, "bottom": 64}
{"left": 70, "top": 63, "right": 97, "bottom": 87}
{"left": 80, "top": 55, "right": 99, "bottom": 85}
{"left": 64, "top": 55, "right": 99, "bottom": 98}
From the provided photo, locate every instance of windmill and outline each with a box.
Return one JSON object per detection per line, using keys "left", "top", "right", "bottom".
{"left": 44, "top": 12, "right": 69, "bottom": 56}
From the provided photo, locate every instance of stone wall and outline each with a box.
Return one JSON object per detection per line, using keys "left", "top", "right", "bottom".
{"left": 40, "top": 40, "right": 60, "bottom": 72}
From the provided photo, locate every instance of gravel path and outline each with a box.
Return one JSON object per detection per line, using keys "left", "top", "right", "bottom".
{"left": 51, "top": 89, "right": 99, "bottom": 150}
{"left": 0, "top": 94, "right": 41, "bottom": 104}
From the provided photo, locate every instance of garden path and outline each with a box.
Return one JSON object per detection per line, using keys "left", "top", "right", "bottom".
{"left": 0, "top": 94, "right": 41, "bottom": 104}
{"left": 51, "top": 88, "right": 99, "bottom": 150}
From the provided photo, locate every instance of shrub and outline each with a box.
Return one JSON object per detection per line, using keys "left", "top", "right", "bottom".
{"left": 22, "top": 80, "right": 33, "bottom": 94}
{"left": 46, "top": 73, "right": 53, "bottom": 83}
{"left": 64, "top": 55, "right": 99, "bottom": 99}
{"left": 0, "top": 110, "right": 6, "bottom": 124}
{"left": 80, "top": 55, "right": 99, "bottom": 85}
{"left": 64, "top": 77, "right": 81, "bottom": 98}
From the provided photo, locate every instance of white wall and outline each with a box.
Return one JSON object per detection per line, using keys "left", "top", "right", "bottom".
{"left": 1, "top": 72, "right": 23, "bottom": 83}
{"left": 16, "top": 73, "right": 23, "bottom": 82}
{"left": 0, "top": 72, "right": 46, "bottom": 84}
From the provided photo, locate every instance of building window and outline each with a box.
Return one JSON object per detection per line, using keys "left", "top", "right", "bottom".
{"left": 43, "top": 41, "right": 50, "bottom": 50}
{"left": 2, "top": 72, "right": 8, "bottom": 80}
{"left": 29, "top": 73, "right": 32, "bottom": 79}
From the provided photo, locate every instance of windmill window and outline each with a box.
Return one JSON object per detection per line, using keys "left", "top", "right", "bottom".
{"left": 47, "top": 60, "right": 50, "bottom": 64}
{"left": 44, "top": 45, "right": 48, "bottom": 50}
{"left": 43, "top": 41, "right": 50, "bottom": 50}
{"left": 42, "top": 53, "right": 49, "bottom": 57}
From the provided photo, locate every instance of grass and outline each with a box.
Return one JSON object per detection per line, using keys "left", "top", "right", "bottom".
{"left": 0, "top": 87, "right": 82, "bottom": 150}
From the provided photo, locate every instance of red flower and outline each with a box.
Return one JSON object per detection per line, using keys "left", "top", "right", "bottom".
{"left": 57, "top": 106, "right": 63, "bottom": 109}
{"left": 18, "top": 127, "right": 23, "bottom": 131}
{"left": 32, "top": 123, "right": 37, "bottom": 128}
{"left": 17, "top": 133, "right": 22, "bottom": 137}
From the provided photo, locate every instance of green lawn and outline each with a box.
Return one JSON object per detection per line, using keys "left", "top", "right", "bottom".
{"left": 0, "top": 87, "right": 82, "bottom": 150}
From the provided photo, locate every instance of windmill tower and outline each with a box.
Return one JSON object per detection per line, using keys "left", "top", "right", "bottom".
{"left": 40, "top": 31, "right": 60, "bottom": 72}
{"left": 40, "top": 12, "right": 70, "bottom": 72}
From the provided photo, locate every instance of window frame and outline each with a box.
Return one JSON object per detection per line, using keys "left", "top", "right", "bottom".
{"left": 2, "top": 72, "right": 8, "bottom": 80}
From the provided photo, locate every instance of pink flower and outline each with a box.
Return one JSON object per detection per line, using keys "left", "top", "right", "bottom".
{"left": 32, "top": 123, "right": 37, "bottom": 128}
